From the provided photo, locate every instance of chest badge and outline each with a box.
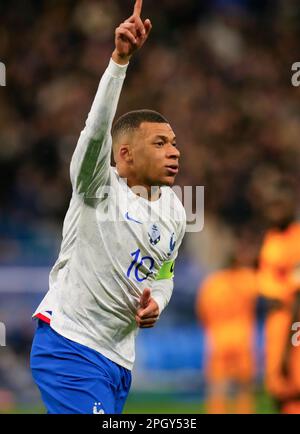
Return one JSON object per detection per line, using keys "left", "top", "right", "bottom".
{"left": 148, "top": 223, "right": 161, "bottom": 246}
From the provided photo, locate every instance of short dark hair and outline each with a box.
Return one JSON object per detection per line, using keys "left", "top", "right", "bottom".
{"left": 112, "top": 109, "right": 169, "bottom": 143}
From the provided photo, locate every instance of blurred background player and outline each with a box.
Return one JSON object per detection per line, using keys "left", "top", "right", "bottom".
{"left": 258, "top": 180, "right": 300, "bottom": 414}
{"left": 196, "top": 232, "right": 259, "bottom": 414}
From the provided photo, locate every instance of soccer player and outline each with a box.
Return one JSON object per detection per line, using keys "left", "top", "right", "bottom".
{"left": 30, "top": 0, "right": 186, "bottom": 414}
{"left": 258, "top": 184, "right": 300, "bottom": 413}
{"left": 196, "top": 237, "right": 258, "bottom": 414}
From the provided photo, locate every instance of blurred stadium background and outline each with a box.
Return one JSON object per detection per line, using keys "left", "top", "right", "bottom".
{"left": 0, "top": 0, "right": 300, "bottom": 413}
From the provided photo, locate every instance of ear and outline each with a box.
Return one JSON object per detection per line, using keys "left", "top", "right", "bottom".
{"left": 119, "top": 144, "right": 133, "bottom": 163}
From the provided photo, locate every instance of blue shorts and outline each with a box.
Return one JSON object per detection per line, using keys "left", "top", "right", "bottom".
{"left": 30, "top": 320, "right": 132, "bottom": 414}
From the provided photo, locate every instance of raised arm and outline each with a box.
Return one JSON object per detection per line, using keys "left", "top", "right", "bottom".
{"left": 70, "top": 0, "right": 152, "bottom": 196}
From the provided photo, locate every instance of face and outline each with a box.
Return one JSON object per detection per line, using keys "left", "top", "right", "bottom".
{"left": 129, "top": 122, "right": 180, "bottom": 187}
{"left": 263, "top": 195, "right": 296, "bottom": 229}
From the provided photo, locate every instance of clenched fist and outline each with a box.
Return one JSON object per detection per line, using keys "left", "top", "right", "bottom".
{"left": 136, "top": 288, "right": 160, "bottom": 328}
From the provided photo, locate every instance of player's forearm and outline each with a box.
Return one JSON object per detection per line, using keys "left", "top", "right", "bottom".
{"left": 70, "top": 59, "right": 128, "bottom": 192}
{"left": 84, "top": 58, "right": 128, "bottom": 138}
{"left": 286, "top": 290, "right": 300, "bottom": 348}
{"left": 151, "top": 279, "right": 174, "bottom": 315}
{"left": 281, "top": 290, "right": 300, "bottom": 377}
{"left": 151, "top": 220, "right": 185, "bottom": 314}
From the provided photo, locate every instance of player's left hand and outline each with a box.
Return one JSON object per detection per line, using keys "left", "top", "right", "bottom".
{"left": 136, "top": 288, "right": 159, "bottom": 328}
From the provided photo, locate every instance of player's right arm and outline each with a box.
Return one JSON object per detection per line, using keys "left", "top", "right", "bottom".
{"left": 70, "top": 0, "right": 152, "bottom": 197}
{"left": 281, "top": 264, "right": 300, "bottom": 378}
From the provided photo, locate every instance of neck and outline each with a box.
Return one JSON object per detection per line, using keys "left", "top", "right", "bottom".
{"left": 116, "top": 167, "right": 161, "bottom": 202}
{"left": 274, "top": 217, "right": 294, "bottom": 232}
{"left": 127, "top": 177, "right": 161, "bottom": 202}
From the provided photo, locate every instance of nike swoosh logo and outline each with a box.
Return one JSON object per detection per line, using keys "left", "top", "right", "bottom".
{"left": 170, "top": 233, "right": 176, "bottom": 251}
{"left": 125, "top": 212, "right": 142, "bottom": 225}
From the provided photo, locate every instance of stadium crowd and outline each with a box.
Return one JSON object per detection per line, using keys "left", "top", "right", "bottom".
{"left": 1, "top": 0, "right": 300, "bottom": 266}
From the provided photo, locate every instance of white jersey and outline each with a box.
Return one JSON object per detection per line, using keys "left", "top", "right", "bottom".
{"left": 33, "top": 59, "right": 186, "bottom": 370}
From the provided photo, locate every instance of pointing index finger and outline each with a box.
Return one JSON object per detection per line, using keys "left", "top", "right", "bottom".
{"left": 133, "top": 0, "right": 143, "bottom": 17}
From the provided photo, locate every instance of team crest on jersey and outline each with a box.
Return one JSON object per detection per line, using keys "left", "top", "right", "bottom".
{"left": 148, "top": 224, "right": 161, "bottom": 245}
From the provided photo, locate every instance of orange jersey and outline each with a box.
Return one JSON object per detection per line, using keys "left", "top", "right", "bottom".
{"left": 259, "top": 222, "right": 300, "bottom": 398}
{"left": 196, "top": 268, "right": 257, "bottom": 351}
{"left": 196, "top": 268, "right": 258, "bottom": 382}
